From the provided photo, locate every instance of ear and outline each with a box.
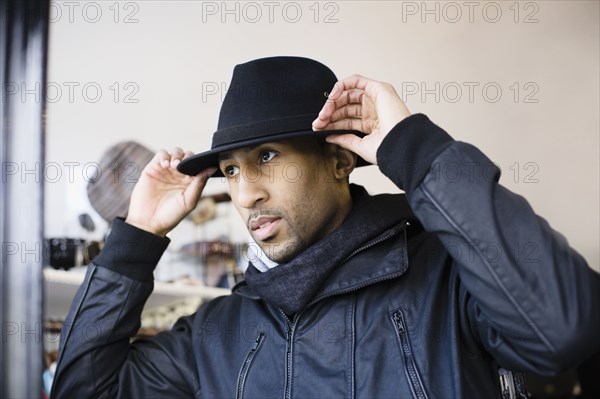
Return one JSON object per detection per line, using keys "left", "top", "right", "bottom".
{"left": 325, "top": 143, "right": 357, "bottom": 180}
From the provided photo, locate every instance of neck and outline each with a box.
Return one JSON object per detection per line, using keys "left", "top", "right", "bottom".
{"left": 319, "top": 185, "right": 354, "bottom": 241}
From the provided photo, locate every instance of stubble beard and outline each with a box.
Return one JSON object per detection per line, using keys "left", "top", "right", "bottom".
{"left": 257, "top": 218, "right": 308, "bottom": 263}
{"left": 250, "top": 206, "right": 312, "bottom": 264}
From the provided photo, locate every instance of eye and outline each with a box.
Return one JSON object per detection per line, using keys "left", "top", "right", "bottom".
{"left": 260, "top": 150, "right": 277, "bottom": 164}
{"left": 223, "top": 164, "right": 240, "bottom": 178}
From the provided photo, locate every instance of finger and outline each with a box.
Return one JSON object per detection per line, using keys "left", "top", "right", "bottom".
{"left": 327, "top": 89, "right": 364, "bottom": 107}
{"left": 170, "top": 147, "right": 185, "bottom": 158}
{"left": 329, "top": 103, "right": 363, "bottom": 122}
{"left": 184, "top": 167, "right": 217, "bottom": 210}
{"left": 170, "top": 147, "right": 185, "bottom": 168}
{"left": 183, "top": 150, "right": 195, "bottom": 160}
{"left": 327, "top": 80, "right": 352, "bottom": 102}
{"left": 313, "top": 90, "right": 364, "bottom": 130}
{"left": 325, "top": 133, "right": 364, "bottom": 155}
{"left": 314, "top": 104, "right": 363, "bottom": 131}
{"left": 327, "top": 75, "right": 368, "bottom": 103}
{"left": 312, "top": 101, "right": 337, "bottom": 130}
{"left": 322, "top": 90, "right": 364, "bottom": 119}
{"left": 319, "top": 118, "right": 363, "bottom": 132}
{"left": 155, "top": 149, "right": 171, "bottom": 169}
{"left": 333, "top": 74, "right": 376, "bottom": 97}
{"left": 334, "top": 75, "right": 399, "bottom": 111}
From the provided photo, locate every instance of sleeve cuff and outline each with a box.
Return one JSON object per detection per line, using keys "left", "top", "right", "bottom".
{"left": 92, "top": 218, "right": 170, "bottom": 282}
{"left": 376, "top": 113, "right": 454, "bottom": 193}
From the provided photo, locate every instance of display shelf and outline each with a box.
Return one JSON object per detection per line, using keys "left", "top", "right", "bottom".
{"left": 44, "top": 267, "right": 231, "bottom": 320}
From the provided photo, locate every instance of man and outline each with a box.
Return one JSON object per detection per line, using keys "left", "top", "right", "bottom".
{"left": 52, "top": 56, "right": 600, "bottom": 398}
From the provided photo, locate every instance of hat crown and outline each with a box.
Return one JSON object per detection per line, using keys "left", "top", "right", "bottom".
{"left": 217, "top": 56, "right": 337, "bottom": 132}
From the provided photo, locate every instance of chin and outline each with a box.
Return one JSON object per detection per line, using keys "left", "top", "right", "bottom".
{"left": 270, "top": 240, "right": 306, "bottom": 263}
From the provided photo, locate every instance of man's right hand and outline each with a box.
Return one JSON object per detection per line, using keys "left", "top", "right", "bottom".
{"left": 125, "top": 147, "right": 216, "bottom": 237}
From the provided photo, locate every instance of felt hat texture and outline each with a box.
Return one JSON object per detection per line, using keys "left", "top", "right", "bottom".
{"left": 177, "top": 56, "right": 366, "bottom": 177}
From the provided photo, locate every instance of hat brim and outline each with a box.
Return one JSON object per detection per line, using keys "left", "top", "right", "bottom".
{"left": 177, "top": 129, "right": 369, "bottom": 177}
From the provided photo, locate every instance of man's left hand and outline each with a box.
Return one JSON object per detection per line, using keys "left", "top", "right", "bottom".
{"left": 312, "top": 74, "right": 411, "bottom": 165}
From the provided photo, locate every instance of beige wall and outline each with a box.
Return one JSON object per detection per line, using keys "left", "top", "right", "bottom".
{"left": 44, "top": 1, "right": 599, "bottom": 270}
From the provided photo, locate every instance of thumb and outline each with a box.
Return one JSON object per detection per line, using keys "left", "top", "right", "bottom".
{"left": 326, "top": 134, "right": 376, "bottom": 165}
{"left": 183, "top": 167, "right": 217, "bottom": 211}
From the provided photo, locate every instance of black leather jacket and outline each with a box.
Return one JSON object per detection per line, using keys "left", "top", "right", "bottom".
{"left": 51, "top": 115, "right": 600, "bottom": 398}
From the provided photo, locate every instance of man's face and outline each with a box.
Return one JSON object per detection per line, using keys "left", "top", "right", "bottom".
{"left": 219, "top": 137, "right": 345, "bottom": 263}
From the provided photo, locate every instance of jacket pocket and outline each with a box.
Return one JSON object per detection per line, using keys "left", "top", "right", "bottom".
{"left": 236, "top": 332, "right": 265, "bottom": 399}
{"left": 391, "top": 309, "right": 429, "bottom": 399}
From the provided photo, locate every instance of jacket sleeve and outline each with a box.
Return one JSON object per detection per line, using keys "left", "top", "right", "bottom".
{"left": 51, "top": 218, "right": 201, "bottom": 398}
{"left": 377, "top": 113, "right": 600, "bottom": 375}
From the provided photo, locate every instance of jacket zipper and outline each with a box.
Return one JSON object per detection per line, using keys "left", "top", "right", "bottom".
{"left": 281, "top": 311, "right": 297, "bottom": 399}
{"left": 391, "top": 310, "right": 428, "bottom": 399}
{"left": 235, "top": 332, "right": 265, "bottom": 399}
{"left": 342, "top": 221, "right": 408, "bottom": 264}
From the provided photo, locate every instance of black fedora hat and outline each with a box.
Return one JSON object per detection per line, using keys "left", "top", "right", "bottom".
{"left": 177, "top": 56, "right": 367, "bottom": 177}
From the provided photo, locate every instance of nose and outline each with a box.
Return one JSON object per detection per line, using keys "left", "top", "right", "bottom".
{"left": 234, "top": 169, "right": 268, "bottom": 210}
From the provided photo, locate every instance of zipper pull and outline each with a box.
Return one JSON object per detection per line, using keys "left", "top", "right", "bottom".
{"left": 251, "top": 333, "right": 264, "bottom": 351}
{"left": 394, "top": 311, "right": 406, "bottom": 333}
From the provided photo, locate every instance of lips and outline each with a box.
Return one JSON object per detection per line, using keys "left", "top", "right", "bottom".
{"left": 249, "top": 216, "right": 282, "bottom": 242}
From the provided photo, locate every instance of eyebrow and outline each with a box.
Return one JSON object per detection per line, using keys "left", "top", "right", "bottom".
{"left": 218, "top": 143, "right": 271, "bottom": 162}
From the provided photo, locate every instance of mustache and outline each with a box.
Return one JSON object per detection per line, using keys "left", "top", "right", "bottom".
{"left": 246, "top": 208, "right": 286, "bottom": 228}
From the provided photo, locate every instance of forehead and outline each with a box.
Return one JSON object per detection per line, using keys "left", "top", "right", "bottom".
{"left": 218, "top": 143, "right": 264, "bottom": 161}
{"left": 218, "top": 137, "right": 321, "bottom": 162}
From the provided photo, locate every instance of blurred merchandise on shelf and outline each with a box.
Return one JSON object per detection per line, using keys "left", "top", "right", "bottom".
{"left": 44, "top": 237, "right": 102, "bottom": 270}
{"left": 172, "top": 240, "right": 245, "bottom": 288}
{"left": 86, "top": 141, "right": 154, "bottom": 223}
